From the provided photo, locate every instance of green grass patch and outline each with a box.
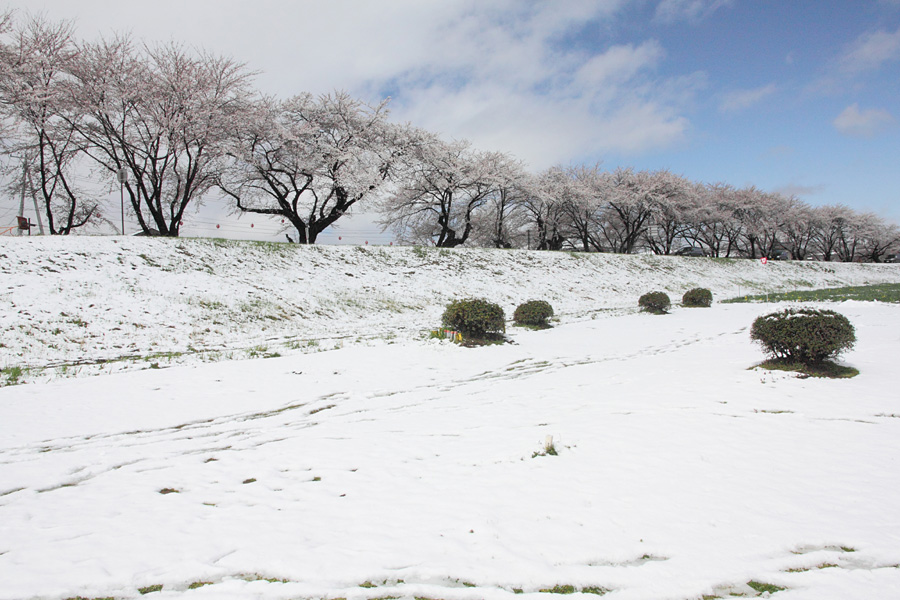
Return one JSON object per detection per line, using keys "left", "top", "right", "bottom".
{"left": 532, "top": 445, "right": 558, "bottom": 458}
{"left": 138, "top": 584, "right": 163, "bottom": 594}
{"left": 533, "top": 436, "right": 559, "bottom": 458}
{"left": 747, "top": 581, "right": 786, "bottom": 594}
{"left": 536, "top": 584, "right": 607, "bottom": 595}
{"left": 754, "top": 358, "right": 859, "bottom": 379}
{"left": 242, "top": 574, "right": 289, "bottom": 583}
{"left": 539, "top": 584, "right": 576, "bottom": 594}
{"left": 724, "top": 283, "right": 900, "bottom": 304}
{"left": 581, "top": 586, "right": 609, "bottom": 595}
{"left": 2, "top": 365, "right": 25, "bottom": 386}
{"left": 188, "top": 581, "right": 213, "bottom": 589}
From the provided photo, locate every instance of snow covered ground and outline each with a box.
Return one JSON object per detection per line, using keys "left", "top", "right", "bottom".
{"left": 2, "top": 236, "right": 899, "bottom": 383}
{"left": 1, "top": 237, "right": 900, "bottom": 600}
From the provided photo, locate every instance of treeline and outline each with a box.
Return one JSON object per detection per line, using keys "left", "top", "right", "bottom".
{"left": 455, "top": 165, "right": 900, "bottom": 262}
{"left": 1, "top": 12, "right": 897, "bottom": 260}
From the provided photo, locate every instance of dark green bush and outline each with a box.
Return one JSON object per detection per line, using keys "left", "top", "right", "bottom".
{"left": 639, "top": 291, "right": 671, "bottom": 314}
{"left": 441, "top": 298, "right": 505, "bottom": 337}
{"left": 750, "top": 308, "right": 856, "bottom": 364}
{"left": 513, "top": 300, "right": 554, "bottom": 326}
{"left": 682, "top": 287, "right": 713, "bottom": 307}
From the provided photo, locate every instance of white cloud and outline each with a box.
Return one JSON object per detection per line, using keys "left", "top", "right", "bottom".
{"left": 5, "top": 0, "right": 698, "bottom": 167}
{"left": 394, "top": 81, "right": 691, "bottom": 169}
{"left": 771, "top": 182, "right": 826, "bottom": 198}
{"left": 719, "top": 83, "right": 777, "bottom": 112}
{"left": 574, "top": 41, "right": 665, "bottom": 89}
{"left": 809, "top": 25, "right": 900, "bottom": 95}
{"left": 833, "top": 104, "right": 897, "bottom": 138}
{"left": 388, "top": 33, "right": 698, "bottom": 168}
{"left": 837, "top": 26, "right": 900, "bottom": 74}
{"left": 654, "top": 0, "right": 733, "bottom": 23}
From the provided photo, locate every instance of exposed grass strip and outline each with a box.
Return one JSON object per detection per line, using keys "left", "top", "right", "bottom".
{"left": 754, "top": 359, "right": 859, "bottom": 379}
{"left": 724, "top": 283, "right": 900, "bottom": 304}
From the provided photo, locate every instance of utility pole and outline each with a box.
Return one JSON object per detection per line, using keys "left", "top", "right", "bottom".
{"left": 117, "top": 167, "right": 128, "bottom": 235}
{"left": 24, "top": 167, "right": 45, "bottom": 235}
{"left": 16, "top": 162, "right": 26, "bottom": 237}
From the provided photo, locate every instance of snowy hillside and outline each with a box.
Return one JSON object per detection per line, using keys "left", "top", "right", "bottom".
{"left": 2, "top": 236, "right": 900, "bottom": 600}
{"left": 2, "top": 236, "right": 899, "bottom": 383}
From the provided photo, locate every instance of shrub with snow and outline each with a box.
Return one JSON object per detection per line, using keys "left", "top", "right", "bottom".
{"left": 682, "top": 287, "right": 713, "bottom": 308}
{"left": 639, "top": 291, "right": 671, "bottom": 314}
{"left": 513, "top": 300, "right": 554, "bottom": 327}
{"left": 441, "top": 298, "right": 505, "bottom": 338}
{"left": 750, "top": 308, "right": 856, "bottom": 364}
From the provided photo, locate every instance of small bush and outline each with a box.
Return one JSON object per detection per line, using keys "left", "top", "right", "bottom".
{"left": 682, "top": 287, "right": 713, "bottom": 307}
{"left": 750, "top": 308, "right": 855, "bottom": 364}
{"left": 513, "top": 300, "right": 554, "bottom": 327}
{"left": 441, "top": 298, "right": 505, "bottom": 338}
{"left": 639, "top": 291, "right": 671, "bottom": 314}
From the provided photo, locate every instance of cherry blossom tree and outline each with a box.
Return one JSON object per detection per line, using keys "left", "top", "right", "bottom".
{"left": 835, "top": 209, "right": 868, "bottom": 262}
{"left": 0, "top": 9, "right": 17, "bottom": 142}
{"left": 556, "top": 164, "right": 606, "bottom": 252}
{"left": 218, "top": 92, "right": 407, "bottom": 244}
{"left": 67, "top": 37, "right": 255, "bottom": 236}
{"left": 596, "top": 168, "right": 663, "bottom": 254}
{"left": 814, "top": 206, "right": 896, "bottom": 263}
{"left": 780, "top": 199, "right": 818, "bottom": 260}
{"left": 0, "top": 14, "right": 102, "bottom": 234}
{"left": 520, "top": 168, "right": 568, "bottom": 250}
{"left": 746, "top": 191, "right": 795, "bottom": 258}
{"left": 860, "top": 218, "right": 900, "bottom": 263}
{"left": 684, "top": 183, "right": 737, "bottom": 257}
{"left": 379, "top": 136, "right": 519, "bottom": 248}
{"left": 643, "top": 170, "right": 695, "bottom": 255}
{"left": 467, "top": 160, "right": 530, "bottom": 248}
{"left": 811, "top": 204, "right": 854, "bottom": 261}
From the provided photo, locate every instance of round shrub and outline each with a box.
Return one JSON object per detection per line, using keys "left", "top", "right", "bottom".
{"left": 750, "top": 308, "right": 855, "bottom": 364}
{"left": 513, "top": 300, "right": 554, "bottom": 327}
{"left": 682, "top": 287, "right": 713, "bottom": 308}
{"left": 441, "top": 298, "right": 505, "bottom": 337}
{"left": 639, "top": 291, "right": 671, "bottom": 314}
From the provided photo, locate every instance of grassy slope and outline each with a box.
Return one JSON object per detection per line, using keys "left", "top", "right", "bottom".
{"left": 2, "top": 236, "right": 899, "bottom": 382}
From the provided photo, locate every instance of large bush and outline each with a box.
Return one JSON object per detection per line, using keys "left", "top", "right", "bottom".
{"left": 682, "top": 287, "right": 713, "bottom": 308}
{"left": 514, "top": 300, "right": 554, "bottom": 327}
{"left": 442, "top": 298, "right": 505, "bottom": 337}
{"left": 750, "top": 308, "right": 856, "bottom": 364}
{"left": 639, "top": 291, "right": 671, "bottom": 314}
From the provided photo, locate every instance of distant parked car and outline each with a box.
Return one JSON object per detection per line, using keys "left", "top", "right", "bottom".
{"left": 886, "top": 254, "right": 900, "bottom": 263}
{"left": 772, "top": 250, "right": 791, "bottom": 261}
{"left": 674, "top": 246, "right": 707, "bottom": 257}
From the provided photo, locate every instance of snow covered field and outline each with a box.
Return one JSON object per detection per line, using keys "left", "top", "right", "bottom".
{"left": 2, "top": 237, "right": 900, "bottom": 600}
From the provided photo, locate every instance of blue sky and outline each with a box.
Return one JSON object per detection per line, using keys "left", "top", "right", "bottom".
{"left": 4, "top": 0, "right": 899, "bottom": 241}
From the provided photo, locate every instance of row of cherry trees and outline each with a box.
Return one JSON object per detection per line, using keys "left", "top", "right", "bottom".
{"left": 1, "top": 13, "right": 897, "bottom": 260}
{"left": 0, "top": 14, "right": 255, "bottom": 235}
{"left": 0, "top": 13, "right": 425, "bottom": 242}
{"left": 381, "top": 149, "right": 899, "bottom": 262}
